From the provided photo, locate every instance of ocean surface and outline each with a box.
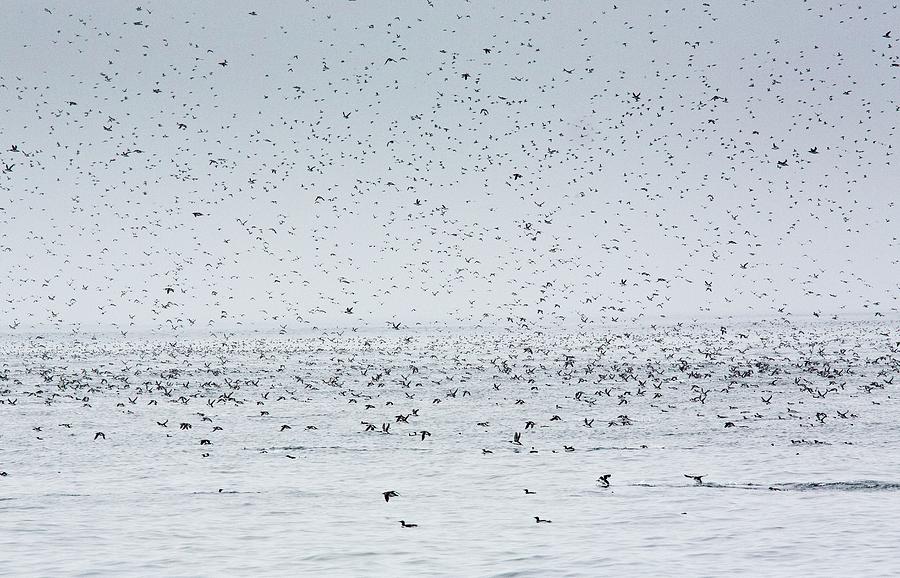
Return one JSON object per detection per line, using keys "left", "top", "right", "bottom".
{"left": 1, "top": 320, "right": 899, "bottom": 576}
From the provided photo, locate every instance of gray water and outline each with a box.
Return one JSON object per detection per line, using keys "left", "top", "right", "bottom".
{"left": 1, "top": 320, "right": 899, "bottom": 576}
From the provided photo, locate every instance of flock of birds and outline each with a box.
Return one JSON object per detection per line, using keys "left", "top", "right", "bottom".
{"left": 0, "top": 1, "right": 898, "bottom": 553}
{"left": 0, "top": 1, "right": 897, "bottom": 335}
{"left": 2, "top": 319, "right": 897, "bottom": 530}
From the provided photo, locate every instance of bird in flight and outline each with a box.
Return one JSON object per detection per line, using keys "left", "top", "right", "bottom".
{"left": 684, "top": 474, "right": 705, "bottom": 485}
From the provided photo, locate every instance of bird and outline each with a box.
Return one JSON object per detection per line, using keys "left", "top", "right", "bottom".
{"left": 399, "top": 520, "right": 418, "bottom": 528}
{"left": 534, "top": 517, "right": 552, "bottom": 523}
{"left": 383, "top": 490, "right": 399, "bottom": 502}
{"left": 684, "top": 474, "right": 705, "bottom": 485}
{"left": 597, "top": 474, "right": 611, "bottom": 487}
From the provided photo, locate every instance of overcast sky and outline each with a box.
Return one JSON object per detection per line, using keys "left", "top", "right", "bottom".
{"left": 1, "top": 0, "right": 898, "bottom": 333}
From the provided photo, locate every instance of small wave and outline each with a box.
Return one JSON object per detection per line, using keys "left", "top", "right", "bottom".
{"left": 768, "top": 480, "right": 900, "bottom": 492}
{"left": 44, "top": 493, "right": 89, "bottom": 497}
{"left": 189, "top": 490, "right": 262, "bottom": 495}
{"left": 627, "top": 480, "right": 900, "bottom": 492}
{"left": 585, "top": 446, "right": 653, "bottom": 451}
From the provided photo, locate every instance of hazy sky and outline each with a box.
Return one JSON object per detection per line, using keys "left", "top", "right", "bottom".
{"left": 1, "top": 0, "right": 897, "bottom": 332}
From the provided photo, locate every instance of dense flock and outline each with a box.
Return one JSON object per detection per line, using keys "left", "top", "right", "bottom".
{"left": 4, "top": 320, "right": 896, "bottom": 484}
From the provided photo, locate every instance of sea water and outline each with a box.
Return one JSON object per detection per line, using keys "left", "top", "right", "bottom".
{"left": 1, "top": 320, "right": 898, "bottom": 576}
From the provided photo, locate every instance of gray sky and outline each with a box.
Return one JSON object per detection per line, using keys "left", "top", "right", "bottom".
{"left": 1, "top": 0, "right": 898, "bottom": 333}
